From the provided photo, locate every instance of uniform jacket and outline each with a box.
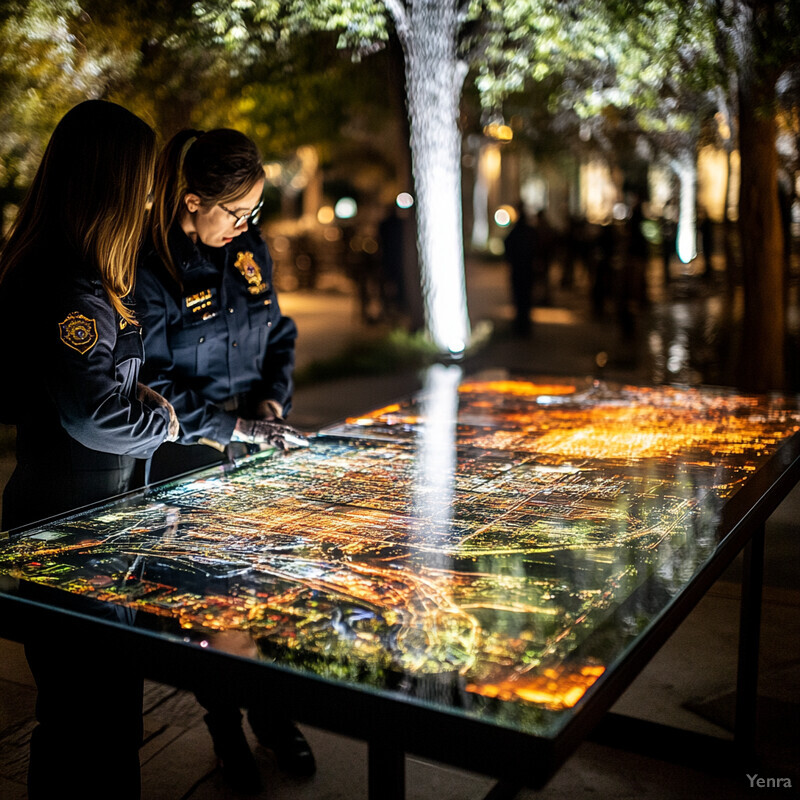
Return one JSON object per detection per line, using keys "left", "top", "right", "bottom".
{"left": 0, "top": 249, "right": 171, "bottom": 458}
{"left": 135, "top": 224, "right": 297, "bottom": 447}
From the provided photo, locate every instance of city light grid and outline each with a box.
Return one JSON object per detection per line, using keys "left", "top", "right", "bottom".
{"left": 1, "top": 377, "right": 799, "bottom": 736}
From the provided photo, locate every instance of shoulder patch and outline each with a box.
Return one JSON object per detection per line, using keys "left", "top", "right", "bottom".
{"left": 234, "top": 251, "right": 267, "bottom": 295}
{"left": 58, "top": 312, "right": 98, "bottom": 354}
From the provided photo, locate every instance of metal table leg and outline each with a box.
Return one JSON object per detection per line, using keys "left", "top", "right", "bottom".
{"left": 368, "top": 739, "right": 405, "bottom": 800}
{"left": 734, "top": 523, "right": 765, "bottom": 755}
{"left": 482, "top": 780, "right": 524, "bottom": 799}
{"left": 362, "top": 524, "right": 768, "bottom": 797}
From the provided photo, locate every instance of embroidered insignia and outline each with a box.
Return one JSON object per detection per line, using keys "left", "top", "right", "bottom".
{"left": 234, "top": 251, "right": 267, "bottom": 295}
{"left": 59, "top": 312, "right": 98, "bottom": 354}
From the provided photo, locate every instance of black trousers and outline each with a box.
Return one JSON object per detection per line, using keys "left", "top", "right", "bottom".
{"left": 24, "top": 614, "right": 144, "bottom": 799}
{"left": 2, "top": 441, "right": 136, "bottom": 532}
{"left": 143, "top": 440, "right": 227, "bottom": 486}
{"left": 3, "top": 436, "right": 144, "bottom": 799}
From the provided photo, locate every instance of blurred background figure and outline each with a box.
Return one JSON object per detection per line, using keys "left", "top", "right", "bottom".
{"left": 617, "top": 195, "right": 650, "bottom": 340}
{"left": 378, "top": 204, "right": 408, "bottom": 323}
{"left": 503, "top": 203, "right": 537, "bottom": 337}
{"left": 698, "top": 207, "right": 714, "bottom": 281}
{"left": 533, "top": 209, "right": 554, "bottom": 306}
{"left": 661, "top": 198, "right": 678, "bottom": 288}
{"left": 589, "top": 221, "right": 616, "bottom": 320}
{"left": 559, "top": 213, "right": 585, "bottom": 291}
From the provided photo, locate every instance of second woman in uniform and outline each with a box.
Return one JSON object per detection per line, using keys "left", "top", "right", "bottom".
{"left": 135, "top": 127, "right": 312, "bottom": 793}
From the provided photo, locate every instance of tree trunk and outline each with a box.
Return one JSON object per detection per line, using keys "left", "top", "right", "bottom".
{"left": 737, "top": 76, "right": 784, "bottom": 391}
{"left": 399, "top": 0, "right": 471, "bottom": 356}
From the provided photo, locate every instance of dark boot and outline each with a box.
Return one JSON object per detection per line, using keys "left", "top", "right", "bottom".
{"left": 246, "top": 709, "right": 316, "bottom": 778}
{"left": 203, "top": 712, "right": 263, "bottom": 794}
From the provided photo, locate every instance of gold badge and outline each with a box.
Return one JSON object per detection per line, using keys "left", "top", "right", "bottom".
{"left": 234, "top": 251, "right": 267, "bottom": 295}
{"left": 59, "top": 312, "right": 98, "bottom": 354}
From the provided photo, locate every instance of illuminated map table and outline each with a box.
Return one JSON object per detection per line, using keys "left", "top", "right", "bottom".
{"left": 1, "top": 373, "right": 799, "bottom": 798}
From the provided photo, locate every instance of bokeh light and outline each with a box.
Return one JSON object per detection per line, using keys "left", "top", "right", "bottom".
{"left": 396, "top": 192, "right": 414, "bottom": 209}
{"left": 334, "top": 197, "right": 357, "bottom": 219}
{"left": 483, "top": 123, "right": 513, "bottom": 141}
{"left": 494, "top": 205, "right": 518, "bottom": 227}
{"left": 317, "top": 205, "right": 335, "bottom": 224}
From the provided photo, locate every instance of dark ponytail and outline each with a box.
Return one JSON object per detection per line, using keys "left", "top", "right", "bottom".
{"left": 148, "top": 128, "right": 263, "bottom": 286}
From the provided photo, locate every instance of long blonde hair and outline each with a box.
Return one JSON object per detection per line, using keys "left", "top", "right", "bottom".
{"left": 0, "top": 100, "right": 156, "bottom": 323}
{"left": 148, "top": 128, "right": 264, "bottom": 287}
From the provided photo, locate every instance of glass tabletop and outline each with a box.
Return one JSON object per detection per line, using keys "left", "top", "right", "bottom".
{"left": 2, "top": 371, "right": 799, "bottom": 746}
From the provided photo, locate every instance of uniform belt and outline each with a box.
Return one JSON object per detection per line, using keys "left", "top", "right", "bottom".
{"left": 219, "top": 394, "right": 246, "bottom": 412}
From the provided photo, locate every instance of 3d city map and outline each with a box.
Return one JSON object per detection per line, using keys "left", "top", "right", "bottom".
{"left": 2, "top": 375, "right": 798, "bottom": 735}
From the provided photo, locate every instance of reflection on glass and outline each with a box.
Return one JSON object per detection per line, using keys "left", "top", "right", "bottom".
{"left": 1, "top": 377, "right": 799, "bottom": 737}
{"left": 413, "top": 363, "right": 461, "bottom": 555}
{"left": 648, "top": 294, "right": 728, "bottom": 386}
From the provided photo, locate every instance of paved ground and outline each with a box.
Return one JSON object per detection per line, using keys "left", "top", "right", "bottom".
{"left": 0, "top": 255, "right": 798, "bottom": 799}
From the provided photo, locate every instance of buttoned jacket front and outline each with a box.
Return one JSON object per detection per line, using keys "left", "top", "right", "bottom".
{"left": 135, "top": 224, "right": 297, "bottom": 446}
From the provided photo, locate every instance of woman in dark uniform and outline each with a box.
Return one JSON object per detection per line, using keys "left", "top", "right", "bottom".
{"left": 0, "top": 100, "right": 179, "bottom": 798}
{"left": 135, "top": 128, "right": 312, "bottom": 793}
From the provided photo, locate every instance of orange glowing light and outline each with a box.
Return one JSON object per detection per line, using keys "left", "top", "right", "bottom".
{"left": 526, "top": 405, "right": 795, "bottom": 462}
{"left": 345, "top": 403, "right": 406, "bottom": 425}
{"left": 458, "top": 381, "right": 577, "bottom": 397}
{"left": 466, "top": 664, "right": 605, "bottom": 710}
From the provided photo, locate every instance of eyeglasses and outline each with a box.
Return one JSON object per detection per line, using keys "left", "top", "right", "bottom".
{"left": 219, "top": 199, "right": 264, "bottom": 229}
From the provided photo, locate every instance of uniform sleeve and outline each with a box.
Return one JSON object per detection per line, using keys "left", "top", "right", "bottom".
{"left": 248, "top": 235, "right": 298, "bottom": 415}
{"left": 256, "top": 312, "right": 297, "bottom": 415}
{"left": 46, "top": 290, "right": 170, "bottom": 458}
{"left": 135, "top": 268, "right": 238, "bottom": 446}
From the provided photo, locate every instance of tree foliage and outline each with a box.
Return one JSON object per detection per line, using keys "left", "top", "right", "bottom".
{"left": 4, "top": 0, "right": 800, "bottom": 377}
{"left": 0, "top": 0, "right": 140, "bottom": 191}
{"left": 0, "top": 0, "right": 392, "bottom": 197}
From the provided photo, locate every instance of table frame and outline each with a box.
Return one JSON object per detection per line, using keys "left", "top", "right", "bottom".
{"left": 1, "top": 417, "right": 797, "bottom": 798}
